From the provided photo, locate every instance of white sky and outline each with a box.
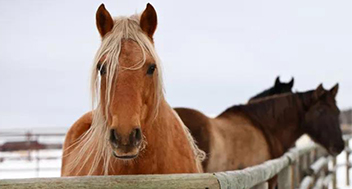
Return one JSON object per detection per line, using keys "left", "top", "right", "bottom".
{"left": 0, "top": 0, "right": 351, "bottom": 129}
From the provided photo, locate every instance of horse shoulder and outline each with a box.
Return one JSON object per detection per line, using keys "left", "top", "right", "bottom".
{"left": 162, "top": 108, "right": 202, "bottom": 173}
{"left": 61, "top": 111, "right": 93, "bottom": 176}
{"left": 231, "top": 114, "right": 271, "bottom": 165}
{"left": 174, "top": 108, "right": 211, "bottom": 150}
{"left": 63, "top": 112, "right": 93, "bottom": 149}
{"left": 207, "top": 114, "right": 271, "bottom": 172}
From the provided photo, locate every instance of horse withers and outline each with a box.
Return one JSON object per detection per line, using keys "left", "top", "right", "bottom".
{"left": 61, "top": 3, "right": 204, "bottom": 176}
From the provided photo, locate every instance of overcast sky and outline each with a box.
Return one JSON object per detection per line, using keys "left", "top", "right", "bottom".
{"left": 0, "top": 0, "right": 351, "bottom": 129}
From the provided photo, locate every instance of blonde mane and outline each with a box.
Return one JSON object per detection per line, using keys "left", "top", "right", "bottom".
{"left": 66, "top": 14, "right": 204, "bottom": 175}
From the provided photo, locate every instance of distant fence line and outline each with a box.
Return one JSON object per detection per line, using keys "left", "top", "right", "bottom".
{"left": 0, "top": 131, "right": 65, "bottom": 175}
{"left": 1, "top": 135, "right": 351, "bottom": 189}
{"left": 0, "top": 131, "right": 65, "bottom": 152}
{"left": 0, "top": 131, "right": 65, "bottom": 149}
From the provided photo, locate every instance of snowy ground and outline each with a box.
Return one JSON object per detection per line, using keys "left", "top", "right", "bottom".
{"left": 0, "top": 127, "right": 65, "bottom": 178}
{"left": 0, "top": 149, "right": 62, "bottom": 178}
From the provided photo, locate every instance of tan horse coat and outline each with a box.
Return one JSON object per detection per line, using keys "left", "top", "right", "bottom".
{"left": 175, "top": 108, "right": 271, "bottom": 172}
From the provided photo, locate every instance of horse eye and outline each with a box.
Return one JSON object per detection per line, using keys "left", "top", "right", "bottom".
{"left": 147, "top": 64, "right": 156, "bottom": 75}
{"left": 317, "top": 108, "right": 324, "bottom": 114}
{"left": 97, "top": 64, "right": 106, "bottom": 75}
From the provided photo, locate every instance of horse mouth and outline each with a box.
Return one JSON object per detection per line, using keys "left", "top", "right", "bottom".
{"left": 112, "top": 151, "right": 138, "bottom": 160}
{"left": 329, "top": 146, "right": 344, "bottom": 156}
{"left": 329, "top": 150, "right": 339, "bottom": 157}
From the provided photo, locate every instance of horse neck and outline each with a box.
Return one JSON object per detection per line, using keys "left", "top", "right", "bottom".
{"left": 143, "top": 99, "right": 201, "bottom": 171}
{"left": 144, "top": 99, "right": 181, "bottom": 148}
{"left": 266, "top": 95, "right": 305, "bottom": 156}
{"left": 243, "top": 94, "right": 305, "bottom": 157}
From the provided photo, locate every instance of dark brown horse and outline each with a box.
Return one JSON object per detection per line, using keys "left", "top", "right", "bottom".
{"left": 175, "top": 84, "right": 343, "bottom": 187}
{"left": 248, "top": 76, "right": 294, "bottom": 103}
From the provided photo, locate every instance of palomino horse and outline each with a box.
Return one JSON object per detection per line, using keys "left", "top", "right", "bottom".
{"left": 61, "top": 3, "right": 204, "bottom": 176}
{"left": 248, "top": 76, "right": 294, "bottom": 103}
{"left": 175, "top": 84, "right": 343, "bottom": 187}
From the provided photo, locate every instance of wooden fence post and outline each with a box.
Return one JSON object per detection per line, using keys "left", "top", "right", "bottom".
{"left": 346, "top": 139, "right": 350, "bottom": 186}
{"left": 306, "top": 153, "right": 311, "bottom": 174}
{"left": 278, "top": 165, "right": 293, "bottom": 189}
{"left": 299, "top": 176, "right": 314, "bottom": 189}
{"left": 293, "top": 160, "right": 300, "bottom": 189}
{"left": 299, "top": 155, "right": 304, "bottom": 181}
{"left": 332, "top": 157, "right": 337, "bottom": 189}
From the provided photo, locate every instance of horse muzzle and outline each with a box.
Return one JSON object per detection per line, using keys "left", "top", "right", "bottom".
{"left": 109, "top": 128, "right": 142, "bottom": 160}
{"left": 328, "top": 142, "right": 345, "bottom": 156}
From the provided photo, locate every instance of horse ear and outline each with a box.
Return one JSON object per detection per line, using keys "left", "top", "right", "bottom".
{"left": 96, "top": 4, "right": 114, "bottom": 38}
{"left": 330, "top": 83, "right": 339, "bottom": 98}
{"left": 313, "top": 84, "right": 325, "bottom": 101}
{"left": 274, "top": 76, "right": 280, "bottom": 87}
{"left": 140, "top": 3, "right": 157, "bottom": 39}
{"left": 288, "top": 77, "right": 294, "bottom": 88}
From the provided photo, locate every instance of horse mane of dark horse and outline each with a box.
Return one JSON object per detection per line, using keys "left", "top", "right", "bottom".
{"left": 250, "top": 87, "right": 279, "bottom": 101}
{"left": 249, "top": 77, "right": 294, "bottom": 101}
{"left": 219, "top": 91, "right": 314, "bottom": 158}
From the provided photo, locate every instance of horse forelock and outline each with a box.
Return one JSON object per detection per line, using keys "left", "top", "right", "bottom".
{"left": 67, "top": 15, "right": 164, "bottom": 176}
{"left": 91, "top": 15, "right": 164, "bottom": 112}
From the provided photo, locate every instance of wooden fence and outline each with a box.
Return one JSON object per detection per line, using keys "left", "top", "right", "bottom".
{"left": 0, "top": 135, "right": 351, "bottom": 189}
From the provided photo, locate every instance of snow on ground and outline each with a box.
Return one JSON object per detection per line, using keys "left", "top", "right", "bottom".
{"left": 0, "top": 127, "right": 65, "bottom": 178}
{"left": 0, "top": 150, "right": 61, "bottom": 178}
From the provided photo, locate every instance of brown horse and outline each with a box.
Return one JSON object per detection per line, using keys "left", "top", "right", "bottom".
{"left": 61, "top": 3, "right": 204, "bottom": 176}
{"left": 175, "top": 84, "right": 343, "bottom": 181}
{"left": 248, "top": 76, "right": 294, "bottom": 103}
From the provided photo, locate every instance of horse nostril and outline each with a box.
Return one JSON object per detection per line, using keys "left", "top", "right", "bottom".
{"left": 110, "top": 129, "right": 119, "bottom": 146}
{"left": 130, "top": 128, "right": 142, "bottom": 146}
{"left": 135, "top": 128, "right": 142, "bottom": 141}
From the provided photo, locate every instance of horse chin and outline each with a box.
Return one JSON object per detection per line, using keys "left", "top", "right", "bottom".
{"left": 328, "top": 146, "right": 344, "bottom": 157}
{"left": 112, "top": 150, "right": 139, "bottom": 160}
